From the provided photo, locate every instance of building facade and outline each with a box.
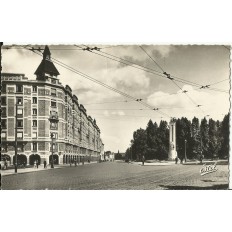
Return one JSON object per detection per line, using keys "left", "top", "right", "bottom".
{"left": 1, "top": 46, "right": 104, "bottom": 165}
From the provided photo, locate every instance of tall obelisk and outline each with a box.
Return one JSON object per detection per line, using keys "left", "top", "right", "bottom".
{"left": 169, "top": 118, "right": 177, "bottom": 160}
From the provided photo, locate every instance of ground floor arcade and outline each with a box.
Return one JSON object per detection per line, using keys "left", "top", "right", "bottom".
{"left": 1, "top": 152, "right": 101, "bottom": 167}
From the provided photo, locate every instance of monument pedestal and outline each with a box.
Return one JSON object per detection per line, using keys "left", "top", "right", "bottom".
{"left": 168, "top": 150, "right": 177, "bottom": 160}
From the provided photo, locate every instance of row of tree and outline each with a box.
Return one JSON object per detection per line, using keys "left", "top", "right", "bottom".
{"left": 125, "top": 113, "right": 229, "bottom": 161}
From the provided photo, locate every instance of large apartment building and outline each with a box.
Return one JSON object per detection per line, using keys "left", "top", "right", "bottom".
{"left": 1, "top": 46, "right": 104, "bottom": 165}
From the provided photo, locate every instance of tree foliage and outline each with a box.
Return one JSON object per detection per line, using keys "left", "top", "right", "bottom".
{"left": 126, "top": 113, "right": 229, "bottom": 161}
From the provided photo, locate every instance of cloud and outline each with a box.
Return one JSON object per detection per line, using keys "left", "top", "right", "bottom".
{"left": 152, "top": 45, "right": 175, "bottom": 58}
{"left": 147, "top": 85, "right": 230, "bottom": 120}
{"left": 111, "top": 111, "right": 125, "bottom": 116}
{"left": 65, "top": 64, "right": 151, "bottom": 104}
{"left": 2, "top": 49, "right": 41, "bottom": 79}
{"left": 103, "top": 110, "right": 110, "bottom": 117}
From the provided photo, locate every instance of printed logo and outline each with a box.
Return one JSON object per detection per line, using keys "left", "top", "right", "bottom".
{"left": 200, "top": 162, "right": 217, "bottom": 176}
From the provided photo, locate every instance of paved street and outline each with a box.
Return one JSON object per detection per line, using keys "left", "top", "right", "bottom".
{"left": 1, "top": 161, "right": 229, "bottom": 190}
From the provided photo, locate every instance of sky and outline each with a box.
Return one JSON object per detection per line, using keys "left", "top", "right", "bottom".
{"left": 2, "top": 45, "right": 230, "bottom": 152}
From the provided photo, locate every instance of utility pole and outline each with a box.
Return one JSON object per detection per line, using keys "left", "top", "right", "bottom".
{"left": 15, "top": 104, "right": 18, "bottom": 173}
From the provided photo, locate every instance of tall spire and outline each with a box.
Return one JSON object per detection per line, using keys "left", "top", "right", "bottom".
{"left": 34, "top": 45, "right": 60, "bottom": 78}
{"left": 43, "top": 45, "right": 51, "bottom": 60}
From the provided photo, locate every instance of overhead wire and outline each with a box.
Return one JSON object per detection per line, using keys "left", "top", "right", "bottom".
{"left": 22, "top": 45, "right": 170, "bottom": 118}
{"left": 76, "top": 45, "right": 228, "bottom": 93}
{"left": 76, "top": 45, "right": 202, "bottom": 87}
{"left": 4, "top": 45, "right": 228, "bottom": 93}
{"left": 74, "top": 45, "right": 166, "bottom": 78}
{"left": 6, "top": 45, "right": 227, "bottom": 94}
{"left": 92, "top": 113, "right": 168, "bottom": 118}
{"left": 84, "top": 99, "right": 135, "bottom": 105}
{"left": 12, "top": 45, "right": 229, "bottom": 119}
{"left": 222, "top": 45, "right": 230, "bottom": 51}
{"left": 2, "top": 46, "right": 83, "bottom": 51}
{"left": 139, "top": 46, "right": 165, "bottom": 72}
{"left": 138, "top": 45, "right": 206, "bottom": 116}
{"left": 207, "top": 78, "right": 229, "bottom": 86}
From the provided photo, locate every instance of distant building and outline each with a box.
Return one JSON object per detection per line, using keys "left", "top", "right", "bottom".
{"left": 115, "top": 151, "right": 125, "bottom": 160}
{"left": 104, "top": 151, "right": 115, "bottom": 161}
{"left": 1, "top": 46, "right": 104, "bottom": 165}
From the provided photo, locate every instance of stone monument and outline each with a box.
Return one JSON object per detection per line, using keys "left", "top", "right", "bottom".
{"left": 169, "top": 118, "right": 178, "bottom": 160}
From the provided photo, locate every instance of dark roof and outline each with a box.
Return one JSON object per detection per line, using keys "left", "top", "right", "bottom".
{"left": 34, "top": 59, "right": 60, "bottom": 76}
{"left": 43, "top": 45, "right": 51, "bottom": 59}
{"left": 34, "top": 45, "right": 60, "bottom": 76}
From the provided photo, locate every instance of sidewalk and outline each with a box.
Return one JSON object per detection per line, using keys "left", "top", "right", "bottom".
{"left": 130, "top": 159, "right": 228, "bottom": 166}
{"left": 131, "top": 161, "right": 176, "bottom": 166}
{"left": 1, "top": 161, "right": 98, "bottom": 176}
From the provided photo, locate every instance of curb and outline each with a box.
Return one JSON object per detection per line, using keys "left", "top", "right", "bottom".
{"left": 1, "top": 162, "right": 98, "bottom": 176}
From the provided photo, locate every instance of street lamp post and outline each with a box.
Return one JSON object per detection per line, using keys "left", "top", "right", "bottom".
{"left": 130, "top": 148, "right": 132, "bottom": 162}
{"left": 15, "top": 104, "right": 18, "bottom": 173}
{"left": 51, "top": 133, "right": 54, "bottom": 168}
{"left": 184, "top": 139, "right": 187, "bottom": 163}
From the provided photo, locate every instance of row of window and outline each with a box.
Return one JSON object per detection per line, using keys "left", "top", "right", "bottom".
{"left": 1, "top": 120, "right": 58, "bottom": 129}
{"left": 1, "top": 142, "right": 58, "bottom": 152}
{"left": 1, "top": 99, "right": 96, "bottom": 126}
{"left": 1, "top": 85, "right": 58, "bottom": 94}
{"left": 2, "top": 120, "right": 96, "bottom": 136}
{"left": 2, "top": 85, "right": 37, "bottom": 93}
{"left": 1, "top": 132, "right": 23, "bottom": 139}
{"left": 1, "top": 132, "right": 58, "bottom": 139}
{"left": 1, "top": 97, "right": 59, "bottom": 106}
{"left": 1, "top": 108, "right": 49, "bottom": 117}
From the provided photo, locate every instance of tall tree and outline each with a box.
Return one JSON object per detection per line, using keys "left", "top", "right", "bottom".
{"left": 146, "top": 120, "right": 158, "bottom": 159}
{"left": 219, "top": 113, "right": 229, "bottom": 159}
{"left": 191, "top": 117, "right": 201, "bottom": 159}
{"left": 131, "top": 128, "right": 148, "bottom": 161}
{"left": 176, "top": 117, "right": 192, "bottom": 160}
{"left": 200, "top": 117, "right": 209, "bottom": 158}
{"left": 156, "top": 120, "right": 169, "bottom": 160}
{"left": 208, "top": 118, "right": 221, "bottom": 159}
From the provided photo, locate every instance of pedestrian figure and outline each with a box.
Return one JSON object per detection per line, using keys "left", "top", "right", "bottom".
{"left": 23, "top": 161, "right": 26, "bottom": 168}
{"left": 200, "top": 154, "right": 203, "bottom": 164}
{"left": 36, "top": 160, "right": 39, "bottom": 169}
{"left": 175, "top": 157, "right": 178, "bottom": 164}
{"left": 180, "top": 157, "right": 183, "bottom": 164}
{"left": 142, "top": 155, "right": 145, "bottom": 166}
{"left": 4, "top": 160, "right": 8, "bottom": 170}
{"left": 44, "top": 160, "right": 47, "bottom": 168}
{"left": 34, "top": 160, "right": 37, "bottom": 168}
{"left": 77, "top": 156, "right": 80, "bottom": 165}
{"left": 82, "top": 157, "right": 84, "bottom": 165}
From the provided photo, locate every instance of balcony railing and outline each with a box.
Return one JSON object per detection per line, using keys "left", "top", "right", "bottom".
{"left": 17, "top": 114, "right": 23, "bottom": 118}
{"left": 49, "top": 114, "right": 59, "bottom": 120}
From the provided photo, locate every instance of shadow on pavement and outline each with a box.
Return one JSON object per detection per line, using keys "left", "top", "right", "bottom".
{"left": 159, "top": 184, "right": 228, "bottom": 190}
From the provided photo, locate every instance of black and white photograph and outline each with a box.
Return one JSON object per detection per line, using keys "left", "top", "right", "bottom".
{"left": 1, "top": 44, "right": 230, "bottom": 190}
{"left": 1, "top": 1, "right": 232, "bottom": 232}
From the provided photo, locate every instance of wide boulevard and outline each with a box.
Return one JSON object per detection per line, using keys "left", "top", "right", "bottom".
{"left": 2, "top": 161, "right": 228, "bottom": 190}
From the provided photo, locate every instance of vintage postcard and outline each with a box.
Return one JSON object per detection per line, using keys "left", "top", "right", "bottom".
{"left": 0, "top": 44, "right": 230, "bottom": 189}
